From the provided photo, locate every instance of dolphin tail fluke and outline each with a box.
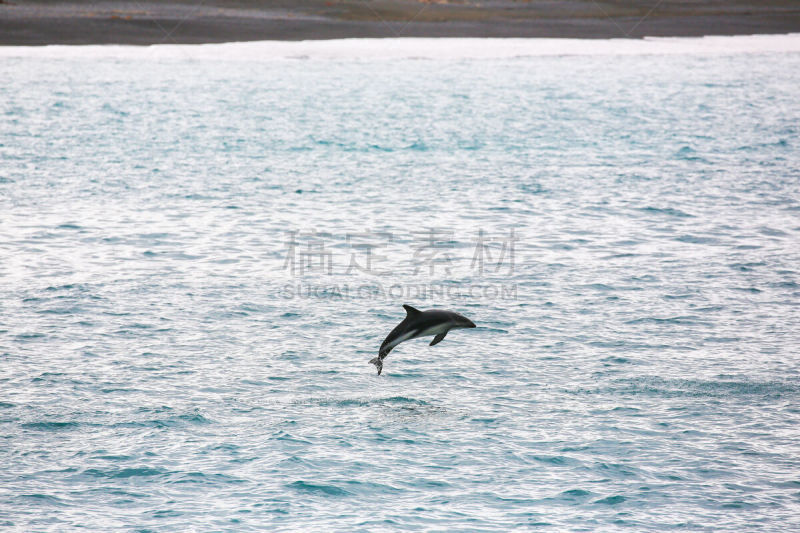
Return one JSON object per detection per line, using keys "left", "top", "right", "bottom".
{"left": 369, "top": 357, "right": 383, "bottom": 376}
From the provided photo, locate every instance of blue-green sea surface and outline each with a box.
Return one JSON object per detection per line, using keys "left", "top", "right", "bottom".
{"left": 1, "top": 36, "right": 800, "bottom": 531}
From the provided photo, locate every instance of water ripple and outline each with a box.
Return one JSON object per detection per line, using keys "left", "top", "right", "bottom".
{"left": 0, "top": 39, "right": 799, "bottom": 531}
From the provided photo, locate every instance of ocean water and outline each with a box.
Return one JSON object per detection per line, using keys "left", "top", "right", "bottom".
{"left": 1, "top": 36, "right": 800, "bottom": 531}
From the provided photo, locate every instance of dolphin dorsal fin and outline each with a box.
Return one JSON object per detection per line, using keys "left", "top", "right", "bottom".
{"left": 403, "top": 304, "right": 422, "bottom": 318}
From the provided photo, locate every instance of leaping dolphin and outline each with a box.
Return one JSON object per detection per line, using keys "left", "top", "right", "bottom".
{"left": 369, "top": 304, "right": 476, "bottom": 375}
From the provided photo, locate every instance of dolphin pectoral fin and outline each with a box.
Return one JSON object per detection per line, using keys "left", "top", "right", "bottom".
{"left": 430, "top": 332, "right": 447, "bottom": 346}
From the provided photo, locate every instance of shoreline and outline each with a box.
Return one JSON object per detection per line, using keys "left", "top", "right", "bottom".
{"left": 3, "top": 35, "right": 800, "bottom": 60}
{"left": 2, "top": 1, "right": 800, "bottom": 46}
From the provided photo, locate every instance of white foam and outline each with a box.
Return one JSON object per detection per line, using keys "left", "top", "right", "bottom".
{"left": 1, "top": 34, "right": 800, "bottom": 60}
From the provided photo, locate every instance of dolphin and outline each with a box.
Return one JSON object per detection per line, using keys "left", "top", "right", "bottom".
{"left": 369, "top": 304, "right": 476, "bottom": 375}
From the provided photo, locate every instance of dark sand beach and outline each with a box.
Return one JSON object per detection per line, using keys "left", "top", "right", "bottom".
{"left": 1, "top": 0, "right": 800, "bottom": 45}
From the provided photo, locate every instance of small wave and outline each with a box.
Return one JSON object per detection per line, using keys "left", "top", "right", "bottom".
{"left": 299, "top": 396, "right": 429, "bottom": 408}
{"left": 729, "top": 262, "right": 766, "bottom": 271}
{"left": 288, "top": 480, "right": 352, "bottom": 497}
{"left": 44, "top": 283, "right": 87, "bottom": 292}
{"left": 14, "top": 333, "right": 46, "bottom": 341}
{"left": 83, "top": 467, "right": 166, "bottom": 479}
{"left": 675, "top": 234, "right": 719, "bottom": 244}
{"left": 345, "top": 480, "right": 405, "bottom": 495}
{"left": 169, "top": 472, "right": 248, "bottom": 485}
{"left": 594, "top": 495, "right": 627, "bottom": 505}
{"left": 530, "top": 455, "right": 572, "bottom": 466}
{"left": 93, "top": 454, "right": 133, "bottom": 462}
{"left": 36, "top": 307, "right": 83, "bottom": 315}
{"left": 703, "top": 336, "right": 741, "bottom": 343}
{"left": 580, "top": 283, "right": 616, "bottom": 291}
{"left": 110, "top": 412, "right": 212, "bottom": 429}
{"left": 733, "top": 287, "right": 762, "bottom": 293}
{"left": 155, "top": 413, "right": 212, "bottom": 427}
{"left": 601, "top": 356, "right": 632, "bottom": 364}
{"left": 673, "top": 146, "right": 711, "bottom": 163}
{"left": 758, "top": 226, "right": 789, "bottom": 237}
{"left": 625, "top": 315, "right": 703, "bottom": 325}
{"left": 663, "top": 293, "right": 694, "bottom": 300}
{"left": 273, "top": 430, "right": 313, "bottom": 445}
{"left": 21, "top": 421, "right": 80, "bottom": 431}
{"left": 575, "top": 377, "right": 800, "bottom": 399}
{"left": 590, "top": 340, "right": 684, "bottom": 352}
{"left": 18, "top": 494, "right": 66, "bottom": 506}
{"left": 560, "top": 489, "right": 593, "bottom": 498}
{"left": 638, "top": 206, "right": 694, "bottom": 218}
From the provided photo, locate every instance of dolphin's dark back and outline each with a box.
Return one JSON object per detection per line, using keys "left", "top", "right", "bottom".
{"left": 414, "top": 309, "right": 457, "bottom": 328}
{"left": 378, "top": 304, "right": 421, "bottom": 357}
{"left": 379, "top": 317, "right": 410, "bottom": 355}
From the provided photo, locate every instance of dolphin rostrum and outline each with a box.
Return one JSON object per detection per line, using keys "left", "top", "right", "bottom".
{"left": 369, "top": 304, "right": 476, "bottom": 375}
